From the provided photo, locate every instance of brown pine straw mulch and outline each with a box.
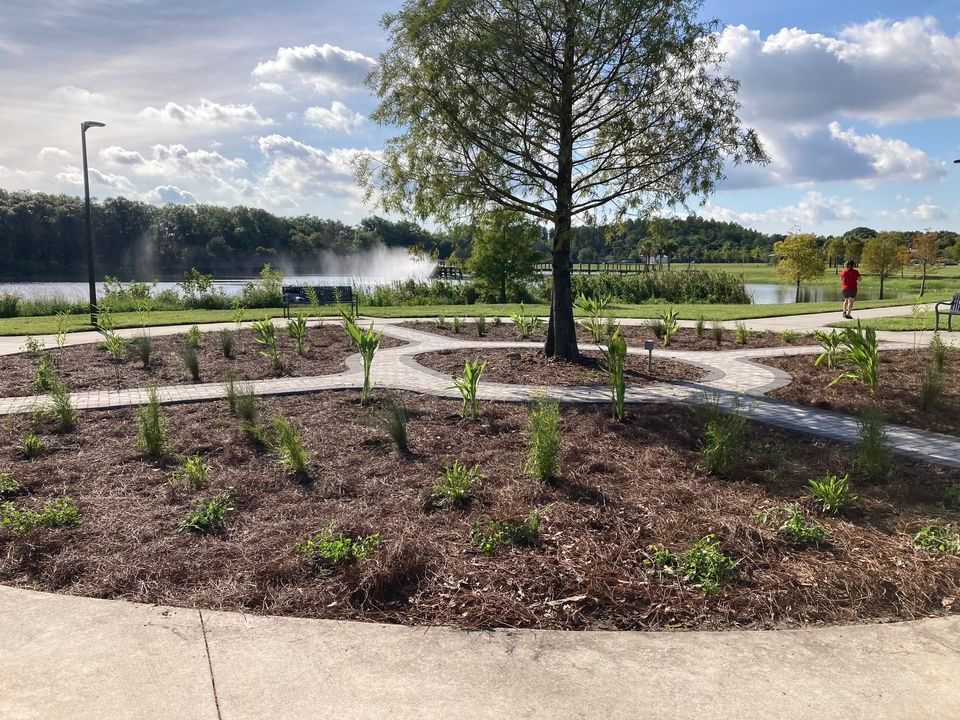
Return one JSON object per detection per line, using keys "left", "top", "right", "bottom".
{"left": 415, "top": 348, "right": 706, "bottom": 386}
{"left": 0, "top": 325, "right": 403, "bottom": 398}
{"left": 1, "top": 393, "right": 958, "bottom": 631}
{"left": 761, "top": 348, "right": 960, "bottom": 437}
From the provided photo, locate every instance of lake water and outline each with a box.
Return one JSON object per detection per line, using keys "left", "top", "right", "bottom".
{"left": 745, "top": 283, "right": 906, "bottom": 304}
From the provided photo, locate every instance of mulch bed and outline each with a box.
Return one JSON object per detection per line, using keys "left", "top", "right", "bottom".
{"left": 415, "top": 348, "right": 706, "bottom": 386}
{"left": 762, "top": 349, "right": 960, "bottom": 437}
{"left": 0, "top": 325, "right": 403, "bottom": 397}
{"left": 400, "top": 321, "right": 808, "bottom": 351}
{"left": 1, "top": 392, "right": 958, "bottom": 631}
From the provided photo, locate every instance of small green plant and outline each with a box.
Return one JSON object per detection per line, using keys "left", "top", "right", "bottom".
{"left": 525, "top": 395, "right": 561, "bottom": 482}
{"left": 493, "top": 316, "right": 502, "bottom": 327}
{"left": 287, "top": 313, "right": 308, "bottom": 355}
{"left": 185, "top": 325, "right": 202, "bottom": 349}
{"left": 660, "top": 307, "right": 680, "bottom": 346}
{"left": 305, "top": 287, "right": 321, "bottom": 320}
{"left": 451, "top": 315, "right": 464, "bottom": 333}
{"left": 1, "top": 496, "right": 81, "bottom": 536}
{"left": 471, "top": 507, "right": 546, "bottom": 555}
{"left": 24, "top": 336, "right": 46, "bottom": 360}
{"left": 136, "top": 384, "right": 169, "bottom": 460}
{"left": 102, "top": 331, "right": 127, "bottom": 362}
{"left": 376, "top": 397, "right": 409, "bottom": 455}
{"left": 914, "top": 521, "right": 960, "bottom": 555}
{"left": 754, "top": 503, "right": 827, "bottom": 545}
{"left": 177, "top": 493, "right": 233, "bottom": 533}
{"left": 509, "top": 303, "right": 544, "bottom": 339}
{"left": 700, "top": 411, "right": 746, "bottom": 479}
{"left": 575, "top": 293, "right": 612, "bottom": 342}
{"left": 342, "top": 314, "right": 382, "bottom": 406}
{"left": 694, "top": 316, "right": 705, "bottom": 338}
{"left": 131, "top": 334, "right": 152, "bottom": 369}
{"left": 946, "top": 482, "right": 960, "bottom": 511}
{"left": 252, "top": 317, "right": 283, "bottom": 371}
{"left": 294, "top": 523, "right": 382, "bottom": 565}
{"left": 812, "top": 330, "right": 844, "bottom": 370}
{"left": 647, "top": 535, "right": 737, "bottom": 593}
{"left": 231, "top": 298, "right": 246, "bottom": 329}
{"left": 779, "top": 330, "right": 798, "bottom": 344}
{"left": 710, "top": 321, "right": 724, "bottom": 346}
{"left": 603, "top": 328, "right": 627, "bottom": 422}
{"left": 219, "top": 328, "right": 235, "bottom": 358}
{"left": 930, "top": 332, "right": 948, "bottom": 372}
{"left": 22, "top": 433, "right": 42, "bottom": 459}
{"left": 172, "top": 455, "right": 209, "bottom": 490}
{"left": 647, "top": 318, "right": 666, "bottom": 340}
{"left": 225, "top": 378, "right": 258, "bottom": 423}
{"left": 181, "top": 343, "right": 201, "bottom": 382}
{"left": 259, "top": 415, "right": 310, "bottom": 477}
{"left": 0, "top": 473, "right": 24, "bottom": 498}
{"left": 33, "top": 353, "right": 57, "bottom": 392}
{"left": 856, "top": 406, "right": 892, "bottom": 482}
{"left": 55, "top": 312, "right": 69, "bottom": 350}
{"left": 475, "top": 315, "right": 487, "bottom": 336}
{"left": 919, "top": 366, "right": 944, "bottom": 411}
{"left": 432, "top": 460, "right": 480, "bottom": 507}
{"left": 435, "top": 316, "right": 447, "bottom": 329}
{"left": 806, "top": 474, "right": 858, "bottom": 515}
{"left": 47, "top": 383, "right": 77, "bottom": 431}
{"left": 734, "top": 321, "right": 750, "bottom": 345}
{"left": 452, "top": 357, "right": 487, "bottom": 421}
{"left": 830, "top": 322, "right": 880, "bottom": 393}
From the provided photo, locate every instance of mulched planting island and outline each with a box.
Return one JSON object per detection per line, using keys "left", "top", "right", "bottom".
{"left": 400, "top": 321, "right": 808, "bottom": 351}
{"left": 2, "top": 392, "right": 959, "bottom": 631}
{"left": 0, "top": 324, "right": 403, "bottom": 397}
{"left": 762, "top": 348, "right": 960, "bottom": 436}
{"left": 415, "top": 348, "right": 706, "bottom": 386}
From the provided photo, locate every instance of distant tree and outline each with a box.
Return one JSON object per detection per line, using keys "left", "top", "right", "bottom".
{"left": 860, "top": 233, "right": 908, "bottom": 300}
{"left": 954, "top": 239, "right": 960, "bottom": 262}
{"left": 825, "top": 237, "right": 845, "bottom": 270}
{"left": 467, "top": 211, "right": 542, "bottom": 303}
{"left": 844, "top": 239, "right": 863, "bottom": 264}
{"left": 774, "top": 233, "right": 827, "bottom": 303}
{"left": 843, "top": 227, "right": 878, "bottom": 242}
{"left": 912, "top": 231, "right": 940, "bottom": 297}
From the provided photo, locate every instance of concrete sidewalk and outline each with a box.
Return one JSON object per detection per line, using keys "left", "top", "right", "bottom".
{"left": 2, "top": 585, "right": 959, "bottom": 719}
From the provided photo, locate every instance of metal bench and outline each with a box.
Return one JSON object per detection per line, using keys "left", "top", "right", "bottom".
{"left": 935, "top": 293, "right": 960, "bottom": 331}
{"left": 281, "top": 285, "right": 359, "bottom": 318}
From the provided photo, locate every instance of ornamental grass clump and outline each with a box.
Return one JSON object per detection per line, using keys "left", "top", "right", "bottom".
{"left": 700, "top": 410, "right": 747, "bottom": 479}
{"left": 471, "top": 507, "right": 546, "bottom": 555}
{"left": 172, "top": 455, "right": 209, "bottom": 490}
{"left": 914, "top": 521, "right": 960, "bottom": 555}
{"left": 177, "top": 493, "right": 233, "bottom": 534}
{"left": 376, "top": 396, "right": 409, "bottom": 455}
{"left": 930, "top": 332, "right": 948, "bottom": 372}
{"left": 431, "top": 460, "right": 480, "bottom": 508}
{"left": 806, "top": 473, "right": 858, "bottom": 515}
{"left": 219, "top": 328, "right": 235, "bottom": 358}
{"left": 919, "top": 366, "right": 944, "bottom": 411}
{"left": 525, "top": 395, "right": 561, "bottom": 483}
{"left": 1, "top": 496, "right": 80, "bottom": 536}
{"left": 734, "top": 321, "right": 750, "bottom": 345}
{"left": 603, "top": 328, "right": 627, "bottom": 422}
{"left": 452, "top": 357, "right": 487, "bottom": 421}
{"left": 294, "top": 523, "right": 382, "bottom": 565}
{"left": 226, "top": 378, "right": 258, "bottom": 423}
{"left": 856, "top": 406, "right": 892, "bottom": 482}
{"left": 710, "top": 321, "right": 724, "bottom": 346}
{"left": 647, "top": 535, "right": 737, "bottom": 593}
{"left": 342, "top": 314, "right": 382, "bottom": 406}
{"left": 451, "top": 315, "right": 464, "bottom": 333}
{"left": 255, "top": 415, "right": 310, "bottom": 477}
{"left": 694, "top": 316, "right": 705, "bottom": 338}
{"left": 136, "top": 384, "right": 169, "bottom": 460}
{"left": 21, "top": 433, "right": 42, "bottom": 459}
{"left": 754, "top": 503, "right": 827, "bottom": 545}
{"left": 47, "top": 383, "right": 77, "bottom": 432}
{"left": 475, "top": 316, "right": 487, "bottom": 337}
{"left": 181, "top": 343, "right": 201, "bottom": 382}
{"left": 252, "top": 317, "right": 282, "bottom": 371}
{"left": 131, "top": 334, "right": 152, "bottom": 369}
{"left": 287, "top": 313, "right": 308, "bottom": 355}
{"left": 509, "top": 303, "right": 543, "bottom": 339}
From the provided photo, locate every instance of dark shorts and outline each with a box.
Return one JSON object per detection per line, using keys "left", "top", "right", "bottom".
{"left": 842, "top": 290, "right": 857, "bottom": 299}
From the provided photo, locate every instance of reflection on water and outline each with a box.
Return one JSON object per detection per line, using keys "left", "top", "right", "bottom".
{"left": 746, "top": 283, "right": 906, "bottom": 305}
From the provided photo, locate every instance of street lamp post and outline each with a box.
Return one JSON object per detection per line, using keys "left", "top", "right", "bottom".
{"left": 81, "top": 120, "right": 106, "bottom": 327}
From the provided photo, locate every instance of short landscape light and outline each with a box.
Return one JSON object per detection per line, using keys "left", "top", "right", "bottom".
{"left": 644, "top": 339, "right": 655, "bottom": 372}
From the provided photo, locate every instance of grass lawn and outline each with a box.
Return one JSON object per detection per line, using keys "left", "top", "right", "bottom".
{"left": 830, "top": 315, "right": 960, "bottom": 333}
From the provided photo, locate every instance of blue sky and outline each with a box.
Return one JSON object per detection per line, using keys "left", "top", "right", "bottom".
{"left": 1, "top": 0, "right": 959, "bottom": 236}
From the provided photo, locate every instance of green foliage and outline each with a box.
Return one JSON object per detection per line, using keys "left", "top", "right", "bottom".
{"left": 830, "top": 322, "right": 880, "bottom": 393}
{"left": 710, "top": 320, "right": 724, "bottom": 346}
{"left": 242, "top": 264, "right": 284, "bottom": 307}
{"left": 701, "top": 411, "right": 747, "bottom": 479}
{"left": 435, "top": 315, "right": 446, "bottom": 329}
{"left": 856, "top": 406, "right": 892, "bottom": 482}
{"left": 131, "top": 334, "right": 152, "bottom": 369}
{"left": 1, "top": 497, "right": 80, "bottom": 536}
{"left": 919, "top": 366, "right": 944, "bottom": 411}
{"left": 648, "top": 535, "right": 737, "bottom": 593}
{"left": 914, "top": 521, "right": 960, "bottom": 555}
{"left": 294, "top": 523, "right": 382, "bottom": 565}
{"left": 136, "top": 384, "right": 169, "bottom": 460}
{"left": 524, "top": 395, "right": 561, "bottom": 482}
{"left": 778, "top": 330, "right": 798, "bottom": 344}
{"left": 304, "top": 287, "right": 321, "bottom": 320}
{"left": 101, "top": 331, "right": 127, "bottom": 362}
{"left": 219, "top": 328, "right": 235, "bottom": 358}
{"left": 432, "top": 460, "right": 480, "bottom": 507}
{"left": 812, "top": 330, "right": 843, "bottom": 369}
{"left": 451, "top": 315, "right": 464, "bottom": 333}
{"left": 341, "top": 313, "right": 382, "bottom": 406}
{"left": 376, "top": 396, "right": 409, "bottom": 455}
{"left": 24, "top": 336, "right": 45, "bottom": 360}
{"left": 22, "top": 433, "right": 42, "bottom": 459}
{"left": 754, "top": 503, "right": 827, "bottom": 545}
{"left": 47, "top": 383, "right": 77, "bottom": 431}
{"left": 181, "top": 343, "right": 200, "bottom": 382}
{"left": 286, "top": 313, "right": 308, "bottom": 355}
{"left": 0, "top": 472, "right": 24, "bottom": 498}
{"left": 930, "top": 332, "right": 948, "bottom": 372}
{"left": 575, "top": 293, "right": 613, "bottom": 343}
{"left": 172, "top": 455, "right": 209, "bottom": 490}
{"left": 178, "top": 493, "right": 233, "bottom": 533}
{"left": 806, "top": 474, "right": 858, "bottom": 515}
{"left": 452, "top": 357, "right": 486, "bottom": 421}
{"left": 475, "top": 315, "right": 487, "bottom": 336}
{"left": 860, "top": 232, "right": 908, "bottom": 299}
{"left": 509, "top": 303, "right": 543, "bottom": 339}
{"left": 774, "top": 233, "right": 827, "bottom": 302}
{"left": 226, "top": 378, "right": 258, "bottom": 423}
{"left": 734, "top": 321, "right": 750, "bottom": 344}
{"left": 185, "top": 325, "right": 202, "bottom": 348}
{"left": 945, "top": 483, "right": 960, "bottom": 511}
{"left": 660, "top": 307, "right": 680, "bottom": 346}
{"left": 466, "top": 210, "right": 543, "bottom": 303}
{"left": 262, "top": 415, "right": 310, "bottom": 477}
{"left": 0, "top": 292, "right": 20, "bottom": 317}
{"left": 694, "top": 316, "right": 705, "bottom": 338}
{"left": 603, "top": 328, "right": 627, "bottom": 422}
{"left": 55, "top": 312, "right": 68, "bottom": 349}
{"left": 33, "top": 353, "right": 57, "bottom": 392}
{"left": 252, "top": 317, "right": 283, "bottom": 371}
{"left": 471, "top": 507, "right": 546, "bottom": 555}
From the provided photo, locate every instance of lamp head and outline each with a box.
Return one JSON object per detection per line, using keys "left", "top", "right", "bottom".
{"left": 81, "top": 121, "right": 106, "bottom": 132}
{"left": 955, "top": 159, "right": 960, "bottom": 164}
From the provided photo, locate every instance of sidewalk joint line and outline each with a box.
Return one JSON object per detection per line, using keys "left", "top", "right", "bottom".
{"left": 199, "top": 610, "right": 223, "bottom": 720}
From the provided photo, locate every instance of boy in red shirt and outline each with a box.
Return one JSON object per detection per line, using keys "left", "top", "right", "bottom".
{"left": 840, "top": 261, "right": 861, "bottom": 319}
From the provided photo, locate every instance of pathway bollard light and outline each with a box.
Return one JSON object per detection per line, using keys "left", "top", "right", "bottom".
{"left": 81, "top": 120, "right": 106, "bottom": 328}
{"left": 644, "top": 339, "right": 654, "bottom": 372}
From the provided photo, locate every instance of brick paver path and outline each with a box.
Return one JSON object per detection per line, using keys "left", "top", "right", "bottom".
{"left": 3, "top": 321, "right": 958, "bottom": 468}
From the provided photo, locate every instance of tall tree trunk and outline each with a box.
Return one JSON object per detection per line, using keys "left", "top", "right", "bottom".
{"left": 545, "top": 3, "right": 579, "bottom": 361}
{"left": 920, "top": 263, "right": 927, "bottom": 297}
{"left": 795, "top": 277, "right": 801, "bottom": 304}
{"left": 499, "top": 275, "right": 506, "bottom": 304}
{"left": 879, "top": 273, "right": 885, "bottom": 300}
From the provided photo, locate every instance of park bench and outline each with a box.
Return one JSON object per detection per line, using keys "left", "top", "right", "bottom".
{"left": 281, "top": 285, "right": 359, "bottom": 318}
{"left": 935, "top": 293, "right": 960, "bottom": 332}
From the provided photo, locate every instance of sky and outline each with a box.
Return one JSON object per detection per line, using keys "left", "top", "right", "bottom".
{"left": 1, "top": 0, "right": 959, "bottom": 236}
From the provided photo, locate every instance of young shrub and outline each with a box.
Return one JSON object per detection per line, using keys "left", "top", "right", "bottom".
{"left": 341, "top": 314, "right": 382, "bottom": 406}
{"left": 475, "top": 316, "right": 487, "bottom": 337}
{"left": 806, "top": 474, "right": 858, "bottom": 515}
{"left": 432, "top": 460, "right": 480, "bottom": 508}
{"left": 525, "top": 395, "right": 561, "bottom": 483}
{"left": 0, "top": 472, "right": 24, "bottom": 498}
{"left": 177, "top": 493, "right": 233, "bottom": 534}
{"left": 575, "top": 293, "right": 612, "bottom": 343}
{"left": 181, "top": 343, "right": 201, "bottom": 382}
{"left": 509, "top": 303, "right": 544, "bottom": 339}
{"left": 172, "top": 455, "right": 209, "bottom": 490}
{"left": 914, "top": 521, "right": 960, "bottom": 556}
{"left": 831, "top": 322, "right": 880, "bottom": 393}
{"left": 226, "top": 378, "right": 258, "bottom": 424}
{"left": 451, "top": 316, "right": 464, "bottom": 334}
{"left": 710, "top": 321, "right": 724, "bottom": 346}
{"left": 919, "top": 366, "right": 944, "bottom": 411}
{"left": 33, "top": 353, "right": 57, "bottom": 392}
{"left": 603, "top": 329, "right": 627, "bottom": 422}
{"left": 294, "top": 523, "right": 382, "bottom": 565}
{"left": 946, "top": 482, "right": 960, "bottom": 511}
{"left": 779, "top": 330, "right": 798, "bottom": 344}
{"left": 136, "top": 384, "right": 169, "bottom": 460}
{"left": 812, "top": 330, "right": 843, "bottom": 370}
{"left": 700, "top": 411, "right": 746, "bottom": 479}
{"left": 646, "top": 318, "right": 666, "bottom": 341}
{"left": 24, "top": 336, "right": 45, "bottom": 360}
{"left": 252, "top": 317, "right": 283, "bottom": 371}
{"left": 647, "top": 535, "right": 737, "bottom": 593}
{"left": 471, "top": 507, "right": 546, "bottom": 555}
{"left": 1, "top": 496, "right": 81, "bottom": 536}
{"left": 219, "top": 328, "right": 236, "bottom": 359}
{"left": 694, "top": 316, "right": 705, "bottom": 338}
{"left": 660, "top": 307, "right": 680, "bottom": 346}
{"left": 856, "top": 406, "right": 892, "bottom": 481}
{"left": 493, "top": 316, "right": 503, "bottom": 327}
{"left": 102, "top": 331, "right": 127, "bottom": 362}
{"left": 286, "top": 313, "right": 308, "bottom": 356}
{"left": 452, "top": 357, "right": 487, "bottom": 421}
{"left": 185, "top": 325, "right": 203, "bottom": 349}
{"left": 734, "top": 321, "right": 750, "bottom": 345}
{"left": 131, "top": 334, "right": 152, "bottom": 369}
{"left": 22, "top": 433, "right": 42, "bottom": 459}
{"left": 47, "top": 383, "right": 77, "bottom": 432}
{"left": 930, "top": 332, "right": 947, "bottom": 372}
{"left": 376, "top": 397, "right": 409, "bottom": 455}
{"left": 754, "top": 503, "right": 827, "bottom": 545}
{"left": 435, "top": 316, "right": 447, "bottom": 329}
{"left": 266, "top": 415, "right": 310, "bottom": 477}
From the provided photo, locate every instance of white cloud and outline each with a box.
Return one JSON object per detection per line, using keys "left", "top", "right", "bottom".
{"left": 142, "top": 185, "right": 199, "bottom": 205}
{"left": 304, "top": 101, "right": 366, "bottom": 132}
{"left": 702, "top": 192, "right": 860, "bottom": 230}
{"left": 100, "top": 144, "right": 246, "bottom": 178}
{"left": 51, "top": 85, "right": 105, "bottom": 104}
{"left": 827, "top": 122, "right": 947, "bottom": 185}
{"left": 254, "top": 82, "right": 294, "bottom": 99}
{"left": 253, "top": 43, "right": 374, "bottom": 92}
{"left": 38, "top": 147, "right": 74, "bottom": 161}
{"left": 55, "top": 165, "right": 135, "bottom": 192}
{"left": 139, "top": 98, "right": 273, "bottom": 129}
{"left": 257, "top": 134, "right": 371, "bottom": 201}
{"left": 893, "top": 198, "right": 948, "bottom": 221}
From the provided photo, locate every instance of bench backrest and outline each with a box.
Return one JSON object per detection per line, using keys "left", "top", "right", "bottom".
{"left": 952, "top": 293, "right": 960, "bottom": 312}
{"left": 282, "top": 285, "right": 354, "bottom": 305}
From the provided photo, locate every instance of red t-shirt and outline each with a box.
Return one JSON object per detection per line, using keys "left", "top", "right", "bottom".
{"left": 840, "top": 268, "right": 861, "bottom": 291}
